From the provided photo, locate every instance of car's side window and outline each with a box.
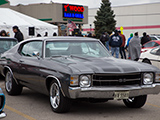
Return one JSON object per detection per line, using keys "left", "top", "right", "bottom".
{"left": 21, "top": 41, "right": 42, "bottom": 57}
{"left": 150, "top": 37, "right": 157, "bottom": 40}
{"left": 150, "top": 47, "right": 160, "bottom": 55}
{"left": 144, "top": 42, "right": 155, "bottom": 48}
{"left": 154, "top": 43, "right": 159, "bottom": 47}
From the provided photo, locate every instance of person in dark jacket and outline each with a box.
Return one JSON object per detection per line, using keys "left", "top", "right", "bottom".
{"left": 118, "top": 30, "right": 126, "bottom": 59}
{"left": 0, "top": 30, "right": 7, "bottom": 36}
{"left": 109, "top": 30, "right": 122, "bottom": 58}
{"left": 141, "top": 32, "right": 150, "bottom": 45}
{"left": 100, "top": 32, "right": 109, "bottom": 47}
{"left": 12, "top": 26, "right": 24, "bottom": 42}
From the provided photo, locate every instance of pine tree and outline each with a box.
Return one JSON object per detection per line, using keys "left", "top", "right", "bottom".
{"left": 94, "top": 0, "right": 116, "bottom": 38}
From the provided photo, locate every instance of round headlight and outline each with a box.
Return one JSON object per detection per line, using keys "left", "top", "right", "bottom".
{"left": 143, "top": 73, "right": 153, "bottom": 85}
{"left": 80, "top": 75, "right": 91, "bottom": 87}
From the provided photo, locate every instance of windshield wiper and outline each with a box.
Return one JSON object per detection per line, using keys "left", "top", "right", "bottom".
{"left": 69, "top": 55, "right": 89, "bottom": 60}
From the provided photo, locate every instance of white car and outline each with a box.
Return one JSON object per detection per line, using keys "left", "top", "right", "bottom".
{"left": 139, "top": 46, "right": 160, "bottom": 68}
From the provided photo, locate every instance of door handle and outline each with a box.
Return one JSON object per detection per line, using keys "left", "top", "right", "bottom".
{"left": 19, "top": 60, "right": 24, "bottom": 63}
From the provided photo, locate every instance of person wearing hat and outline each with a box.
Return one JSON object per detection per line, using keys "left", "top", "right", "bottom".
{"left": 118, "top": 30, "right": 126, "bottom": 59}
{"left": 12, "top": 26, "right": 24, "bottom": 42}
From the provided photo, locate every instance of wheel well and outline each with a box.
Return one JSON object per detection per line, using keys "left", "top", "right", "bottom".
{"left": 46, "top": 77, "right": 57, "bottom": 91}
{"left": 142, "top": 58, "right": 151, "bottom": 64}
{"left": 3, "top": 67, "right": 9, "bottom": 76}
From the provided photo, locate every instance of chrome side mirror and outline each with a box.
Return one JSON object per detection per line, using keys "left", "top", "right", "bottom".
{"left": 32, "top": 51, "right": 40, "bottom": 59}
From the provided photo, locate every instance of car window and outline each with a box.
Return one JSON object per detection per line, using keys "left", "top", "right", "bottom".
{"left": 45, "top": 41, "right": 110, "bottom": 58}
{"left": 150, "top": 47, "right": 160, "bottom": 55}
{"left": 144, "top": 42, "right": 155, "bottom": 48}
{"left": 0, "top": 40, "right": 17, "bottom": 54}
{"left": 154, "top": 43, "right": 159, "bottom": 47}
{"left": 21, "top": 41, "right": 42, "bottom": 57}
{"left": 150, "top": 37, "right": 157, "bottom": 40}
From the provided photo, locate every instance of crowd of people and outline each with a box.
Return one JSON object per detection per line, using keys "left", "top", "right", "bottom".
{"left": 0, "top": 25, "right": 152, "bottom": 62}
{"left": 99, "top": 30, "right": 151, "bottom": 61}
{"left": 0, "top": 26, "right": 58, "bottom": 42}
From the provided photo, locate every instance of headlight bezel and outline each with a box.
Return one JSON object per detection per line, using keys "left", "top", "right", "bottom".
{"left": 79, "top": 75, "right": 92, "bottom": 88}
{"left": 143, "top": 72, "right": 154, "bottom": 85}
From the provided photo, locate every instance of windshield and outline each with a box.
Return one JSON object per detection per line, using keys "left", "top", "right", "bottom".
{"left": 0, "top": 40, "right": 17, "bottom": 54}
{"left": 157, "top": 37, "right": 160, "bottom": 40}
{"left": 45, "top": 41, "right": 110, "bottom": 58}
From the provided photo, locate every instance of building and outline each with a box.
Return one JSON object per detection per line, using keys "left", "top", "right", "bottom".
{"left": 1, "top": 1, "right": 160, "bottom": 37}
{"left": 84, "top": 2, "right": 160, "bottom": 37}
{"left": 0, "top": 1, "right": 88, "bottom": 36}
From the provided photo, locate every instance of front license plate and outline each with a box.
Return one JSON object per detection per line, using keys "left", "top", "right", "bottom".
{"left": 114, "top": 91, "right": 129, "bottom": 100}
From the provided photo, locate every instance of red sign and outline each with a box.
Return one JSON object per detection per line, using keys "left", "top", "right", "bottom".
{"left": 64, "top": 4, "right": 84, "bottom": 12}
{"left": 63, "top": 4, "right": 84, "bottom": 19}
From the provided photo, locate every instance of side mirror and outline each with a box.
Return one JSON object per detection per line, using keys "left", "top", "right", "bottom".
{"left": 32, "top": 51, "right": 40, "bottom": 59}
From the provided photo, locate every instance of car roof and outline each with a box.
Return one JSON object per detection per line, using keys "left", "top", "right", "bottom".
{"left": 0, "top": 37, "right": 17, "bottom": 41}
{"left": 151, "top": 40, "right": 160, "bottom": 44}
{"left": 23, "top": 36, "right": 99, "bottom": 42}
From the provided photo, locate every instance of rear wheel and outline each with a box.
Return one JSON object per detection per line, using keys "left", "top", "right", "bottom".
{"left": 123, "top": 95, "right": 147, "bottom": 108}
{"left": 50, "top": 81, "right": 71, "bottom": 113}
{"left": 5, "top": 71, "right": 23, "bottom": 95}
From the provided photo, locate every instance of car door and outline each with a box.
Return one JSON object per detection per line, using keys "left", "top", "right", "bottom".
{"left": 18, "top": 41, "right": 43, "bottom": 90}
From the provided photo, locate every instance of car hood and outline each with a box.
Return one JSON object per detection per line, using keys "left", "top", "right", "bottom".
{"left": 51, "top": 56, "right": 159, "bottom": 74}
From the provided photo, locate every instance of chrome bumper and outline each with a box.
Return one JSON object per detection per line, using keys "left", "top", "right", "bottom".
{"left": 68, "top": 84, "right": 160, "bottom": 99}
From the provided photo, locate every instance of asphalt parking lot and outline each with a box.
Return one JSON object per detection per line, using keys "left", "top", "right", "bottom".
{"left": 1, "top": 76, "right": 160, "bottom": 120}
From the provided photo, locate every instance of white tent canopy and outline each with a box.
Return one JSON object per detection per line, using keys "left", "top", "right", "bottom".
{"left": 0, "top": 8, "right": 58, "bottom": 39}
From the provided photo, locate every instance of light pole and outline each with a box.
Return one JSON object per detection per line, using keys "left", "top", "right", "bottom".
{"left": 90, "top": 24, "right": 92, "bottom": 32}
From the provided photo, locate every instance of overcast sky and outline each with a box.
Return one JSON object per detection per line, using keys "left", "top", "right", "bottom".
{"left": 9, "top": 0, "right": 160, "bottom": 8}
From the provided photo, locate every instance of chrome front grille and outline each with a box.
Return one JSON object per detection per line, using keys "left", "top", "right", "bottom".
{"left": 92, "top": 73, "right": 141, "bottom": 86}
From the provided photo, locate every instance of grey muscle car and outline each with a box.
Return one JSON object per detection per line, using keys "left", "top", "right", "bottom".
{"left": 0, "top": 37, "right": 160, "bottom": 113}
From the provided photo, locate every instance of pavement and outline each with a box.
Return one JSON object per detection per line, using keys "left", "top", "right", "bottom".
{"left": 1, "top": 75, "right": 160, "bottom": 120}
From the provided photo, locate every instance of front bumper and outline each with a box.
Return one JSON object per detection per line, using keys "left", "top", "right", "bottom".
{"left": 68, "top": 84, "right": 160, "bottom": 99}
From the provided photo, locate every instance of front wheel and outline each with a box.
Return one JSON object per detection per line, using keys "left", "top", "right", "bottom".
{"left": 123, "top": 95, "right": 147, "bottom": 108}
{"left": 50, "top": 81, "right": 71, "bottom": 113}
{"left": 5, "top": 71, "right": 23, "bottom": 95}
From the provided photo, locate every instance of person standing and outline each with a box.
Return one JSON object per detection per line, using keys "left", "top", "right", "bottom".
{"left": 0, "top": 30, "right": 7, "bottom": 36}
{"left": 12, "top": 26, "right": 24, "bottom": 42}
{"left": 128, "top": 32, "right": 141, "bottom": 61}
{"left": 100, "top": 32, "right": 109, "bottom": 47}
{"left": 105, "top": 32, "right": 110, "bottom": 51}
{"left": 118, "top": 30, "right": 126, "bottom": 59}
{"left": 141, "top": 32, "right": 150, "bottom": 46}
{"left": 109, "top": 30, "right": 122, "bottom": 58}
{"left": 125, "top": 33, "right": 133, "bottom": 59}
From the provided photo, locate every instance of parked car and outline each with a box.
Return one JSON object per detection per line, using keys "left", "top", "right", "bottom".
{"left": 0, "top": 37, "right": 17, "bottom": 54}
{"left": 149, "top": 35, "right": 160, "bottom": 40}
{"left": 140, "top": 35, "right": 160, "bottom": 41}
{"left": 141, "top": 40, "right": 160, "bottom": 53}
{"left": 140, "top": 46, "right": 160, "bottom": 66}
{"left": 0, "top": 37, "right": 160, "bottom": 113}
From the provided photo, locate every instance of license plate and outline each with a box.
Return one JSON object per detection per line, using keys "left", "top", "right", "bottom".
{"left": 114, "top": 91, "right": 129, "bottom": 100}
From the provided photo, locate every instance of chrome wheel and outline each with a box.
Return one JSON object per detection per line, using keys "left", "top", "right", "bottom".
{"left": 123, "top": 95, "right": 147, "bottom": 108}
{"left": 5, "top": 72, "right": 12, "bottom": 92}
{"left": 50, "top": 83, "right": 60, "bottom": 109}
{"left": 126, "top": 98, "right": 135, "bottom": 103}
